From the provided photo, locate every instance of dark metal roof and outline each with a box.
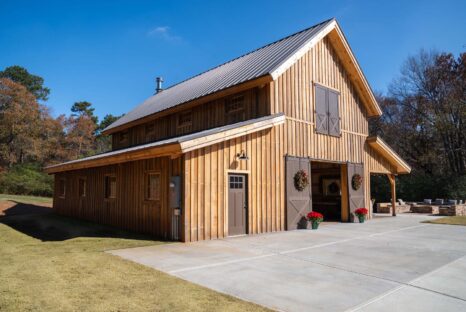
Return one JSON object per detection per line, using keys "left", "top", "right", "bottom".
{"left": 104, "top": 18, "right": 334, "bottom": 132}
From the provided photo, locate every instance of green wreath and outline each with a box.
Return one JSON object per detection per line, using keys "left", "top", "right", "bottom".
{"left": 294, "top": 169, "right": 309, "bottom": 191}
{"left": 351, "top": 174, "right": 362, "bottom": 191}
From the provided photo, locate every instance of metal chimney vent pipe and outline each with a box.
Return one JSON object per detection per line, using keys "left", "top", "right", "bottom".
{"left": 155, "top": 77, "right": 164, "bottom": 94}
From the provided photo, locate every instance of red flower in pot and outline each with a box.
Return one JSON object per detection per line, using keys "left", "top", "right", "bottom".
{"left": 307, "top": 211, "right": 323, "bottom": 230}
{"left": 354, "top": 208, "right": 368, "bottom": 223}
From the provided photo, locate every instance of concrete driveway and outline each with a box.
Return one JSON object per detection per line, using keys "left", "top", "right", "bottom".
{"left": 109, "top": 214, "right": 466, "bottom": 312}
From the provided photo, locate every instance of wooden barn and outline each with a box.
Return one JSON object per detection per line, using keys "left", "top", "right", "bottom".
{"left": 46, "top": 18, "right": 411, "bottom": 242}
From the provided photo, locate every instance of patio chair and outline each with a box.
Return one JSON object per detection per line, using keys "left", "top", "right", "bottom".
{"left": 423, "top": 199, "right": 432, "bottom": 204}
{"left": 434, "top": 199, "right": 444, "bottom": 205}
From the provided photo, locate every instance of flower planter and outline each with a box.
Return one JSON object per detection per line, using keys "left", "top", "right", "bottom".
{"left": 307, "top": 211, "right": 323, "bottom": 230}
{"left": 354, "top": 208, "right": 368, "bottom": 224}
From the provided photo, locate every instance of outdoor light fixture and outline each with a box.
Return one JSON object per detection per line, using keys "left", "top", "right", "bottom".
{"left": 236, "top": 150, "right": 249, "bottom": 160}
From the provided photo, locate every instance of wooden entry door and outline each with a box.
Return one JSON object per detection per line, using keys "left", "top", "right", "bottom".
{"left": 228, "top": 174, "right": 247, "bottom": 236}
{"left": 286, "top": 156, "right": 312, "bottom": 230}
{"left": 347, "top": 163, "right": 365, "bottom": 222}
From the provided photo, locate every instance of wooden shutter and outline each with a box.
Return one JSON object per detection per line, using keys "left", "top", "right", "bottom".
{"left": 328, "top": 90, "right": 340, "bottom": 136}
{"left": 315, "top": 85, "right": 328, "bottom": 134}
{"left": 286, "top": 156, "right": 312, "bottom": 230}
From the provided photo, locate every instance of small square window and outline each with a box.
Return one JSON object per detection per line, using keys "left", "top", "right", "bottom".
{"left": 226, "top": 95, "right": 245, "bottom": 114}
{"left": 78, "top": 178, "right": 87, "bottom": 197}
{"left": 119, "top": 131, "right": 129, "bottom": 144}
{"left": 177, "top": 111, "right": 192, "bottom": 127}
{"left": 105, "top": 175, "right": 117, "bottom": 199}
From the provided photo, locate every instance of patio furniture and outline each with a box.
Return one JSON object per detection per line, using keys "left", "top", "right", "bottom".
{"left": 434, "top": 199, "right": 444, "bottom": 205}
{"left": 446, "top": 199, "right": 457, "bottom": 205}
{"left": 424, "top": 199, "right": 432, "bottom": 204}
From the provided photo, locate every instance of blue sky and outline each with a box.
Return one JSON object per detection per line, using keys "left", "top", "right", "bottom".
{"left": 1, "top": 0, "right": 465, "bottom": 121}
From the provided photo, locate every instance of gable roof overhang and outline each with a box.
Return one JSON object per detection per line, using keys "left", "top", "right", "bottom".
{"left": 46, "top": 113, "right": 285, "bottom": 174}
{"left": 103, "top": 18, "right": 381, "bottom": 135}
{"left": 367, "top": 136, "right": 411, "bottom": 174}
{"left": 270, "top": 20, "right": 382, "bottom": 117}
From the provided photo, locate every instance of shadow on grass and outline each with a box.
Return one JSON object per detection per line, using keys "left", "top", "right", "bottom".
{"left": 0, "top": 201, "right": 161, "bottom": 242}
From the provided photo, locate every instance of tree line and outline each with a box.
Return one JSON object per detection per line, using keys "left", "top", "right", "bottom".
{"left": 1, "top": 50, "right": 465, "bottom": 201}
{"left": 0, "top": 65, "right": 121, "bottom": 196}
{"left": 370, "top": 50, "right": 466, "bottom": 201}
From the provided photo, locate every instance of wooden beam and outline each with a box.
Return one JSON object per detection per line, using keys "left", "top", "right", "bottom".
{"left": 340, "top": 163, "right": 349, "bottom": 222}
{"left": 102, "top": 75, "right": 273, "bottom": 135}
{"left": 387, "top": 174, "right": 396, "bottom": 217}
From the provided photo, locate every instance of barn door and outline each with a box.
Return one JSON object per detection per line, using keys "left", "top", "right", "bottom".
{"left": 286, "top": 156, "right": 312, "bottom": 230}
{"left": 347, "top": 163, "right": 365, "bottom": 222}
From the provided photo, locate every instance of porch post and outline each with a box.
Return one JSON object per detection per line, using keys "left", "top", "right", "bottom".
{"left": 387, "top": 174, "right": 396, "bottom": 217}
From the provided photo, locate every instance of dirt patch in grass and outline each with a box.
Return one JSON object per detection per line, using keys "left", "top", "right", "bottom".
{"left": 423, "top": 216, "right": 466, "bottom": 226}
{"left": 0, "top": 203, "right": 269, "bottom": 312}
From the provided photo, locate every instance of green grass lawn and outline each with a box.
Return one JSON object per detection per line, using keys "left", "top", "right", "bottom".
{"left": 423, "top": 216, "right": 466, "bottom": 226}
{"left": 0, "top": 193, "right": 53, "bottom": 204}
{"left": 0, "top": 199, "right": 268, "bottom": 312}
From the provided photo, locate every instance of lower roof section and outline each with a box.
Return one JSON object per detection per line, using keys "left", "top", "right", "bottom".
{"left": 367, "top": 136, "right": 411, "bottom": 174}
{"left": 45, "top": 113, "right": 285, "bottom": 174}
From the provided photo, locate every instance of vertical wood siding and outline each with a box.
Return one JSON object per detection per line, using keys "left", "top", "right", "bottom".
{"left": 55, "top": 35, "right": 397, "bottom": 242}
{"left": 182, "top": 126, "right": 285, "bottom": 242}
{"left": 271, "top": 36, "right": 395, "bottom": 216}
{"left": 112, "top": 86, "right": 270, "bottom": 150}
{"left": 53, "top": 157, "right": 182, "bottom": 239}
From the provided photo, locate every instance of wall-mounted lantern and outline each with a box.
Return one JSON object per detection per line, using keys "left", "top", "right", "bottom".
{"left": 236, "top": 150, "right": 249, "bottom": 160}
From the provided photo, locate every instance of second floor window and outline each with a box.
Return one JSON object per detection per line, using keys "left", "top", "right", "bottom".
{"left": 226, "top": 94, "right": 245, "bottom": 123}
{"left": 145, "top": 123, "right": 156, "bottom": 141}
{"left": 119, "top": 130, "right": 129, "bottom": 144}
{"left": 177, "top": 111, "right": 192, "bottom": 127}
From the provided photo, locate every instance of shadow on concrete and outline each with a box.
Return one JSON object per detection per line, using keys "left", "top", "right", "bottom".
{"left": 0, "top": 201, "right": 157, "bottom": 242}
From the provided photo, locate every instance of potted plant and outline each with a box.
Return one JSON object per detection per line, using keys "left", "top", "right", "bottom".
{"left": 307, "top": 211, "right": 323, "bottom": 230}
{"left": 354, "top": 208, "right": 368, "bottom": 223}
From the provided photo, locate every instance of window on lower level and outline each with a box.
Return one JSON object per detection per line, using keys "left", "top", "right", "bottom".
{"left": 145, "top": 172, "right": 161, "bottom": 201}
{"left": 78, "top": 177, "right": 87, "bottom": 197}
{"left": 58, "top": 178, "right": 66, "bottom": 198}
{"left": 105, "top": 175, "right": 117, "bottom": 199}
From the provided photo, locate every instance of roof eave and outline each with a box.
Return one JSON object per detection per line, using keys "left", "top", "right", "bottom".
{"left": 47, "top": 113, "right": 285, "bottom": 174}
{"left": 270, "top": 19, "right": 382, "bottom": 118}
{"left": 367, "top": 136, "right": 411, "bottom": 174}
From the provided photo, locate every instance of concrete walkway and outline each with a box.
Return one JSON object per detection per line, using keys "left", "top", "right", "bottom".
{"left": 109, "top": 214, "right": 466, "bottom": 312}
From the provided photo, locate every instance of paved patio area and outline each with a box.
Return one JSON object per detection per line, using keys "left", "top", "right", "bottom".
{"left": 109, "top": 214, "right": 466, "bottom": 312}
